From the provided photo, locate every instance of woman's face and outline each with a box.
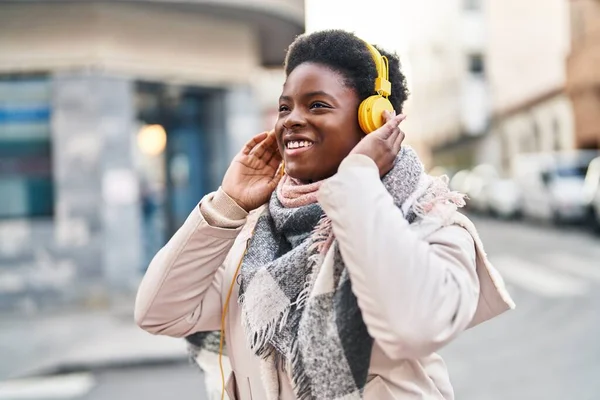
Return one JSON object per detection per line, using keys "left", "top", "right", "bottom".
{"left": 275, "top": 62, "right": 365, "bottom": 182}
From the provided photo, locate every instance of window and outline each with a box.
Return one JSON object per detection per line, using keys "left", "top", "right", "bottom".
{"left": 464, "top": 0, "right": 481, "bottom": 11}
{"left": 0, "top": 76, "right": 53, "bottom": 218}
{"left": 468, "top": 53, "right": 486, "bottom": 76}
{"left": 553, "top": 119, "right": 562, "bottom": 151}
{"left": 571, "top": 6, "right": 585, "bottom": 42}
{"left": 520, "top": 134, "right": 533, "bottom": 154}
{"left": 532, "top": 121, "right": 540, "bottom": 152}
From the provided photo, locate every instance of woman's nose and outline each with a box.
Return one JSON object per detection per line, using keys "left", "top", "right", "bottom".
{"left": 282, "top": 108, "right": 306, "bottom": 129}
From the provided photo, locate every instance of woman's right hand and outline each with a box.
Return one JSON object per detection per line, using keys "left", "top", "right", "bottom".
{"left": 221, "top": 131, "right": 283, "bottom": 212}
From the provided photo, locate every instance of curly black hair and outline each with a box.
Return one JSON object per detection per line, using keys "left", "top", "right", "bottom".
{"left": 284, "top": 29, "right": 409, "bottom": 112}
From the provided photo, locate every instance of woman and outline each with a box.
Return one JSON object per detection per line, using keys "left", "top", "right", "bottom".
{"left": 135, "top": 29, "right": 515, "bottom": 399}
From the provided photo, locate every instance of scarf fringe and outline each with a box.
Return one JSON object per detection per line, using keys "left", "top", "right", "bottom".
{"left": 412, "top": 175, "right": 466, "bottom": 219}
{"left": 309, "top": 214, "right": 334, "bottom": 255}
{"left": 292, "top": 253, "right": 323, "bottom": 311}
{"left": 293, "top": 214, "right": 333, "bottom": 312}
{"left": 292, "top": 278, "right": 312, "bottom": 311}
{"left": 290, "top": 339, "right": 314, "bottom": 400}
{"left": 241, "top": 305, "right": 289, "bottom": 358}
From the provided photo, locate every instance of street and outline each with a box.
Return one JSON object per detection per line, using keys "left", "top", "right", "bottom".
{"left": 2, "top": 215, "right": 599, "bottom": 400}
{"left": 83, "top": 364, "right": 206, "bottom": 400}
{"left": 441, "top": 215, "right": 600, "bottom": 400}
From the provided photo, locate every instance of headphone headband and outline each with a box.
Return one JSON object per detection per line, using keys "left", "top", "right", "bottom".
{"left": 363, "top": 41, "right": 392, "bottom": 98}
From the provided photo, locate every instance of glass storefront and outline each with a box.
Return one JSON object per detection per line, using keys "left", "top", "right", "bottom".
{"left": 0, "top": 75, "right": 53, "bottom": 219}
{"left": 135, "top": 82, "right": 229, "bottom": 267}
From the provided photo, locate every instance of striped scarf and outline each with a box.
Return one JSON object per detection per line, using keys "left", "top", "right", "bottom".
{"left": 237, "top": 147, "right": 465, "bottom": 399}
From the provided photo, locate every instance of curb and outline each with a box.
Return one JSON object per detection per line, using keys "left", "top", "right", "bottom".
{"left": 8, "top": 354, "right": 191, "bottom": 381}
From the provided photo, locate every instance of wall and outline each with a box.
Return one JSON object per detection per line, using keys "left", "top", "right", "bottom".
{"left": 0, "top": 73, "right": 141, "bottom": 312}
{"left": 567, "top": 0, "right": 600, "bottom": 149}
{"left": 570, "top": 91, "right": 600, "bottom": 148}
{"left": 400, "top": 0, "right": 464, "bottom": 152}
{"left": 492, "top": 92, "right": 575, "bottom": 175}
{"left": 0, "top": 2, "right": 269, "bottom": 312}
{"left": 487, "top": 0, "right": 571, "bottom": 113}
{"left": 250, "top": 68, "right": 287, "bottom": 131}
{"left": 0, "top": 3, "right": 260, "bottom": 86}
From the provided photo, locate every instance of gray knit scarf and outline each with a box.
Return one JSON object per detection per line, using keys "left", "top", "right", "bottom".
{"left": 238, "top": 147, "right": 441, "bottom": 399}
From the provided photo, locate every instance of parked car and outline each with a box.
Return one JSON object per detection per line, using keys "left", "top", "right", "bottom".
{"left": 464, "top": 164, "right": 499, "bottom": 214}
{"left": 486, "top": 178, "right": 523, "bottom": 219}
{"left": 513, "top": 151, "right": 599, "bottom": 225}
{"left": 583, "top": 156, "right": 600, "bottom": 232}
{"left": 450, "top": 169, "right": 472, "bottom": 194}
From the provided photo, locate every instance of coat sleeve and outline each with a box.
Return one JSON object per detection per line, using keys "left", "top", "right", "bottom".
{"left": 318, "top": 154, "right": 480, "bottom": 360}
{"left": 134, "top": 188, "right": 248, "bottom": 337}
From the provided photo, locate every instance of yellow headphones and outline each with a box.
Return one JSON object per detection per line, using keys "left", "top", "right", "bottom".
{"left": 358, "top": 41, "right": 395, "bottom": 134}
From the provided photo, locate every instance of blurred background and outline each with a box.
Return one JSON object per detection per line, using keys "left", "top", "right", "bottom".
{"left": 0, "top": 0, "right": 599, "bottom": 399}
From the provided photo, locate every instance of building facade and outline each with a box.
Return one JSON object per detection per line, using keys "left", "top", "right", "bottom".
{"left": 567, "top": 0, "right": 600, "bottom": 150}
{"left": 0, "top": 0, "right": 304, "bottom": 312}
{"left": 485, "top": 0, "right": 574, "bottom": 175}
{"left": 489, "top": 89, "right": 576, "bottom": 175}
{"left": 421, "top": 0, "right": 574, "bottom": 176}
{"left": 417, "top": 0, "right": 490, "bottom": 172}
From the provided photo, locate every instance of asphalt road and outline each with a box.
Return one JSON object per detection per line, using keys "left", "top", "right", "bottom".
{"left": 441, "top": 215, "right": 600, "bottom": 400}
{"left": 83, "top": 363, "right": 206, "bottom": 400}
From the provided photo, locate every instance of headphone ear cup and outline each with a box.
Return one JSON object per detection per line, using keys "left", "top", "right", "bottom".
{"left": 358, "top": 96, "right": 377, "bottom": 133}
{"left": 358, "top": 96, "right": 395, "bottom": 134}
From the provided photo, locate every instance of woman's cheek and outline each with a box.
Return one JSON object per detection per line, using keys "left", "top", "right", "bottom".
{"left": 273, "top": 124, "right": 285, "bottom": 152}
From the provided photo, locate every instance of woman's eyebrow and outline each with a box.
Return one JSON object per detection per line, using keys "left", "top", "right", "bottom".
{"left": 303, "top": 90, "right": 333, "bottom": 98}
{"left": 279, "top": 91, "right": 334, "bottom": 102}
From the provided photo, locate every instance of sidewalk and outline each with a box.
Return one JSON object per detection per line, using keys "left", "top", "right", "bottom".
{"left": 0, "top": 304, "right": 189, "bottom": 381}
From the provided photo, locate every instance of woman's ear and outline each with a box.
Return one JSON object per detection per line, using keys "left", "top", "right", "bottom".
{"left": 278, "top": 161, "right": 286, "bottom": 177}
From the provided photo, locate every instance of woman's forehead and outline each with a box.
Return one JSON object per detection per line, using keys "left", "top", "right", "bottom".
{"left": 281, "top": 63, "right": 352, "bottom": 98}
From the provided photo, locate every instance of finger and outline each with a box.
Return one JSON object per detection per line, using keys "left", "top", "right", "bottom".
{"left": 268, "top": 166, "right": 284, "bottom": 189}
{"left": 242, "top": 132, "right": 269, "bottom": 155}
{"left": 385, "top": 114, "right": 407, "bottom": 144}
{"left": 378, "top": 113, "right": 406, "bottom": 140}
{"left": 381, "top": 110, "right": 393, "bottom": 123}
{"left": 386, "top": 127, "right": 400, "bottom": 149}
{"left": 393, "top": 114, "right": 406, "bottom": 148}
{"left": 265, "top": 131, "right": 282, "bottom": 156}
{"left": 249, "top": 131, "right": 277, "bottom": 158}
{"left": 264, "top": 139, "right": 283, "bottom": 166}
{"left": 392, "top": 128, "right": 405, "bottom": 154}
{"left": 267, "top": 152, "right": 283, "bottom": 172}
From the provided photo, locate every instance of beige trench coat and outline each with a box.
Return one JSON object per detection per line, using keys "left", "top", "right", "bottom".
{"left": 135, "top": 154, "right": 515, "bottom": 399}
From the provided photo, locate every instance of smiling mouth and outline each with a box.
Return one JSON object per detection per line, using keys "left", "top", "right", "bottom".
{"left": 286, "top": 140, "right": 314, "bottom": 150}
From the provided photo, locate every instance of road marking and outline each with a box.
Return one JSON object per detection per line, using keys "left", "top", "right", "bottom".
{"left": 490, "top": 255, "right": 590, "bottom": 297}
{"left": 0, "top": 373, "right": 95, "bottom": 399}
{"left": 540, "top": 252, "right": 600, "bottom": 283}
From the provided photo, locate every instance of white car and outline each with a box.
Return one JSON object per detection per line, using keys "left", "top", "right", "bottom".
{"left": 450, "top": 169, "right": 472, "bottom": 194}
{"left": 464, "top": 164, "right": 499, "bottom": 214}
{"left": 583, "top": 156, "right": 600, "bottom": 231}
{"left": 514, "top": 151, "right": 598, "bottom": 225}
{"left": 486, "top": 179, "right": 522, "bottom": 219}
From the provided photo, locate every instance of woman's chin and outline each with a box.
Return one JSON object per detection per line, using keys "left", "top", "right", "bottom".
{"left": 284, "top": 164, "right": 313, "bottom": 183}
{"left": 285, "top": 170, "right": 309, "bottom": 183}
{"left": 284, "top": 164, "right": 333, "bottom": 183}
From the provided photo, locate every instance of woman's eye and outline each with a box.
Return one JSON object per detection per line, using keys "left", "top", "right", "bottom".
{"left": 278, "top": 105, "right": 290, "bottom": 112}
{"left": 310, "top": 102, "right": 329, "bottom": 109}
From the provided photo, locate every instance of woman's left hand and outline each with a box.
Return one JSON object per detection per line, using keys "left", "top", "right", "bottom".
{"left": 349, "top": 111, "right": 407, "bottom": 177}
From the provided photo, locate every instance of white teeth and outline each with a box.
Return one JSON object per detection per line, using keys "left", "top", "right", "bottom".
{"left": 287, "top": 140, "right": 313, "bottom": 149}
